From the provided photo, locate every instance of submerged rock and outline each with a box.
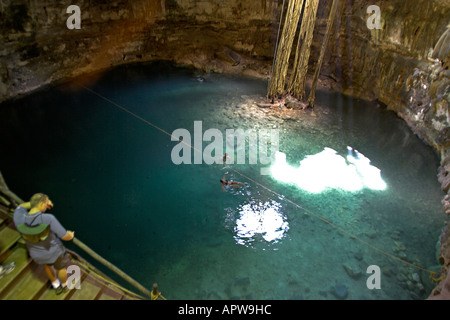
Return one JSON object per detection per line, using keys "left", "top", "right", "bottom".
{"left": 343, "top": 263, "right": 362, "bottom": 280}
{"left": 331, "top": 284, "right": 349, "bottom": 300}
{"left": 256, "top": 103, "right": 272, "bottom": 109}
{"left": 234, "top": 277, "right": 251, "bottom": 287}
{"left": 285, "top": 97, "right": 306, "bottom": 110}
{"left": 353, "top": 251, "right": 364, "bottom": 261}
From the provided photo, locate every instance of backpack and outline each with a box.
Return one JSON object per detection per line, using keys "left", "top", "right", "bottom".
{"left": 16, "top": 213, "right": 50, "bottom": 243}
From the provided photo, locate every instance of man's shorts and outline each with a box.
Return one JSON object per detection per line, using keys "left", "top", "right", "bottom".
{"left": 49, "top": 252, "right": 71, "bottom": 270}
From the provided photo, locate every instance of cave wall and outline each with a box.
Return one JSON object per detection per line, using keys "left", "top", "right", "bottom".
{"left": 320, "top": 0, "right": 450, "bottom": 160}
{"left": 0, "top": 0, "right": 279, "bottom": 102}
{"left": 1, "top": 0, "right": 450, "bottom": 299}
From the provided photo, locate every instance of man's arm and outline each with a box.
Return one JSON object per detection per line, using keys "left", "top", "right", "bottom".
{"left": 46, "top": 214, "right": 74, "bottom": 241}
{"left": 18, "top": 202, "right": 31, "bottom": 210}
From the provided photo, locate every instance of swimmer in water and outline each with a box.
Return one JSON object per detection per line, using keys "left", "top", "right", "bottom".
{"left": 220, "top": 175, "right": 245, "bottom": 191}
{"left": 222, "top": 153, "right": 230, "bottom": 167}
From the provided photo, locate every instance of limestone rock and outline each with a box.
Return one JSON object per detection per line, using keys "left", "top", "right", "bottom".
{"left": 331, "top": 284, "right": 349, "bottom": 300}
{"left": 343, "top": 263, "right": 362, "bottom": 280}
{"left": 214, "top": 48, "right": 241, "bottom": 66}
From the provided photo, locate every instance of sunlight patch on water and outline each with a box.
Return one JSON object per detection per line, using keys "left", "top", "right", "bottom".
{"left": 233, "top": 199, "right": 289, "bottom": 249}
{"left": 270, "top": 147, "right": 387, "bottom": 193}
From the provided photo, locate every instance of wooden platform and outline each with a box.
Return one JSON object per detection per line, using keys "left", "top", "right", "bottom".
{"left": 0, "top": 206, "right": 144, "bottom": 300}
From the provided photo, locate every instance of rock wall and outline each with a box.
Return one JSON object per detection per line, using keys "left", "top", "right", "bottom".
{"left": 0, "top": 0, "right": 279, "bottom": 101}
{"left": 0, "top": 0, "right": 449, "bottom": 299}
{"left": 315, "top": 1, "right": 449, "bottom": 157}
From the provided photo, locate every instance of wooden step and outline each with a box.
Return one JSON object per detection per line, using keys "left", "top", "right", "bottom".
{"left": 0, "top": 223, "right": 21, "bottom": 257}
{"left": 0, "top": 244, "right": 31, "bottom": 295}
{"left": 38, "top": 281, "right": 74, "bottom": 300}
{"left": 98, "top": 290, "right": 122, "bottom": 300}
{"left": 98, "top": 293, "right": 119, "bottom": 300}
{"left": 69, "top": 276, "right": 103, "bottom": 300}
{"left": 96, "top": 283, "right": 128, "bottom": 300}
{"left": 2, "top": 262, "right": 48, "bottom": 300}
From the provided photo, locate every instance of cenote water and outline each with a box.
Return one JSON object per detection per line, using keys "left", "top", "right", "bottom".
{"left": 0, "top": 62, "right": 446, "bottom": 300}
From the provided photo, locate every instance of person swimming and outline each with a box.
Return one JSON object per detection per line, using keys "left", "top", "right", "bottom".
{"left": 222, "top": 153, "right": 229, "bottom": 167}
{"left": 220, "top": 175, "right": 245, "bottom": 191}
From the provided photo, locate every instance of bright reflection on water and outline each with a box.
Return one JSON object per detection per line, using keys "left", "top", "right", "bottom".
{"left": 270, "top": 147, "right": 387, "bottom": 193}
{"left": 233, "top": 199, "right": 289, "bottom": 249}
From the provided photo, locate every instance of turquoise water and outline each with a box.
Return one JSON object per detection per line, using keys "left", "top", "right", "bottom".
{"left": 0, "top": 62, "right": 446, "bottom": 300}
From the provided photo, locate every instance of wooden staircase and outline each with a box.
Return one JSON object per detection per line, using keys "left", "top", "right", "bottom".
{"left": 0, "top": 205, "right": 142, "bottom": 300}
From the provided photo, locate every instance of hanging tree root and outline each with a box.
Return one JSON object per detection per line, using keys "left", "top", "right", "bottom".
{"left": 289, "top": 0, "right": 320, "bottom": 101}
{"left": 268, "top": 0, "right": 304, "bottom": 99}
{"left": 307, "top": 0, "right": 340, "bottom": 108}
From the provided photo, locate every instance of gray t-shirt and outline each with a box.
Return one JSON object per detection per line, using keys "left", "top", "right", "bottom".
{"left": 13, "top": 206, "right": 67, "bottom": 265}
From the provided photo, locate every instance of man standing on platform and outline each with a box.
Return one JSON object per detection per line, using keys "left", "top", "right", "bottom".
{"left": 13, "top": 193, "right": 75, "bottom": 295}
